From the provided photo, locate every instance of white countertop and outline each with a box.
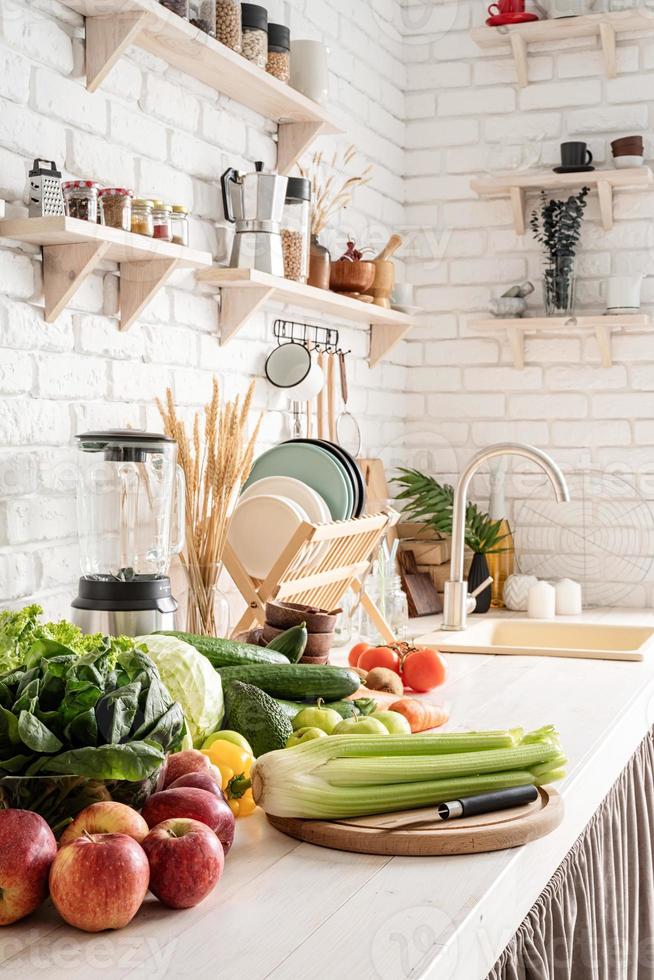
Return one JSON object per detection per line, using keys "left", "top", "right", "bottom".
{"left": 3, "top": 607, "right": 654, "bottom": 979}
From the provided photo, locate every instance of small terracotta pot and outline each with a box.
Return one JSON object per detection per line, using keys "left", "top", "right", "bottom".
{"left": 265, "top": 600, "right": 339, "bottom": 633}
{"left": 611, "top": 136, "right": 644, "bottom": 155}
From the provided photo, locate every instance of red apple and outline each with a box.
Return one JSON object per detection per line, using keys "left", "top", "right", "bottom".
{"left": 142, "top": 787, "right": 235, "bottom": 855}
{"left": 0, "top": 810, "right": 57, "bottom": 925}
{"left": 49, "top": 833, "right": 149, "bottom": 932}
{"left": 142, "top": 818, "right": 224, "bottom": 909}
{"left": 163, "top": 750, "right": 216, "bottom": 788}
{"left": 59, "top": 802, "right": 149, "bottom": 847}
{"left": 168, "top": 771, "right": 224, "bottom": 799}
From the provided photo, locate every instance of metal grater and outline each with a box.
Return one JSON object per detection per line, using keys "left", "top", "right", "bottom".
{"left": 27, "top": 159, "right": 64, "bottom": 217}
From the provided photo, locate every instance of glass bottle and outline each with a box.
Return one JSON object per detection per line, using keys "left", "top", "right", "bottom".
{"left": 171, "top": 204, "right": 190, "bottom": 246}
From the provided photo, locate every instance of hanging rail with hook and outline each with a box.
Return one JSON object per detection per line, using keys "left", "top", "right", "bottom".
{"left": 273, "top": 318, "right": 350, "bottom": 355}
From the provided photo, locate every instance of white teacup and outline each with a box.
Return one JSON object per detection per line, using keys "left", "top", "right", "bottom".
{"left": 392, "top": 283, "right": 414, "bottom": 307}
{"left": 614, "top": 155, "right": 645, "bottom": 169}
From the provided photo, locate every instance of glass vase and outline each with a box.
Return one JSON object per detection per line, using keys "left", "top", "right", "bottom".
{"left": 543, "top": 255, "right": 576, "bottom": 316}
{"left": 181, "top": 562, "right": 231, "bottom": 637}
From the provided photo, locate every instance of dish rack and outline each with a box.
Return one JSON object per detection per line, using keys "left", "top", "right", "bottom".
{"left": 223, "top": 510, "right": 399, "bottom": 640}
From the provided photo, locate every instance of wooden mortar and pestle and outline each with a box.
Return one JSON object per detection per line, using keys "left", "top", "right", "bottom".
{"left": 365, "top": 234, "right": 403, "bottom": 308}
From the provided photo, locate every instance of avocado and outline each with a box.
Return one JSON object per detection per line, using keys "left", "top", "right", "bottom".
{"left": 224, "top": 681, "right": 293, "bottom": 757}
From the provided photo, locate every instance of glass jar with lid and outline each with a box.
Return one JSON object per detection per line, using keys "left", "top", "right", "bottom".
{"left": 189, "top": 0, "right": 215, "bottom": 34}
{"left": 62, "top": 180, "right": 100, "bottom": 223}
{"left": 171, "top": 204, "right": 190, "bottom": 247}
{"left": 216, "top": 0, "right": 242, "bottom": 52}
{"left": 98, "top": 187, "right": 133, "bottom": 231}
{"left": 159, "top": 0, "right": 189, "bottom": 18}
{"left": 282, "top": 177, "right": 311, "bottom": 283}
{"left": 131, "top": 199, "right": 154, "bottom": 237}
{"left": 152, "top": 202, "right": 173, "bottom": 242}
{"left": 241, "top": 3, "right": 268, "bottom": 68}
{"left": 266, "top": 23, "right": 290, "bottom": 83}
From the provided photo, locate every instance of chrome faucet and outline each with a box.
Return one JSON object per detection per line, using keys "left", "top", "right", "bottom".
{"left": 442, "top": 443, "right": 570, "bottom": 631}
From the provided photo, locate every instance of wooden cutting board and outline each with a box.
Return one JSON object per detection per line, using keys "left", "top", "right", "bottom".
{"left": 399, "top": 549, "right": 442, "bottom": 617}
{"left": 357, "top": 457, "right": 397, "bottom": 541}
{"left": 266, "top": 786, "right": 563, "bottom": 856}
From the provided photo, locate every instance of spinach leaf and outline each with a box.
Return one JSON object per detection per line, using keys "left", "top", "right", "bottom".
{"left": 0, "top": 681, "right": 12, "bottom": 708}
{"left": 132, "top": 675, "right": 170, "bottom": 740}
{"left": 16, "top": 668, "right": 39, "bottom": 697}
{"left": 95, "top": 681, "right": 141, "bottom": 743}
{"left": 42, "top": 741, "right": 165, "bottom": 781}
{"left": 12, "top": 678, "right": 40, "bottom": 713}
{"left": 134, "top": 700, "right": 184, "bottom": 753}
{"left": 0, "top": 753, "right": 35, "bottom": 773}
{"left": 18, "top": 710, "right": 62, "bottom": 753}
{"left": 0, "top": 706, "right": 19, "bottom": 747}
{"left": 58, "top": 680, "right": 103, "bottom": 726}
{"left": 66, "top": 707, "right": 98, "bottom": 747}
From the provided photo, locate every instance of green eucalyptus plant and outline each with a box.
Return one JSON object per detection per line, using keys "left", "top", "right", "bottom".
{"left": 530, "top": 187, "right": 590, "bottom": 314}
{"left": 394, "top": 468, "right": 509, "bottom": 555}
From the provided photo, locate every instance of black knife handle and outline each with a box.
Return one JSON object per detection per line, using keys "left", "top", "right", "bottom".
{"left": 460, "top": 784, "right": 538, "bottom": 817}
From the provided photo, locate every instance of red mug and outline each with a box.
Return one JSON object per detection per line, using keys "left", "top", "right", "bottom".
{"left": 488, "top": 0, "right": 525, "bottom": 14}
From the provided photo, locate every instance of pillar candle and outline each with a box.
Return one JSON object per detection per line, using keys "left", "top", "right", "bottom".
{"left": 555, "top": 578, "right": 582, "bottom": 615}
{"left": 527, "top": 580, "right": 556, "bottom": 620}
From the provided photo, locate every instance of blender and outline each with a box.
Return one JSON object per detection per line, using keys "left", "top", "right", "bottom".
{"left": 71, "top": 430, "right": 185, "bottom": 636}
{"left": 221, "top": 162, "right": 288, "bottom": 276}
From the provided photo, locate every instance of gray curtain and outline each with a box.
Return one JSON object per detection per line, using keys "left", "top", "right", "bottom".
{"left": 487, "top": 729, "right": 654, "bottom": 980}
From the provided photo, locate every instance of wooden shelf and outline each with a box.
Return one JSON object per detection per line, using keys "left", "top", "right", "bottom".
{"left": 471, "top": 9, "right": 654, "bottom": 87}
{"left": 473, "top": 313, "right": 650, "bottom": 368}
{"left": 196, "top": 267, "right": 415, "bottom": 366}
{"left": 471, "top": 167, "right": 653, "bottom": 234}
{"left": 0, "top": 215, "right": 212, "bottom": 329}
{"left": 62, "top": 0, "right": 341, "bottom": 173}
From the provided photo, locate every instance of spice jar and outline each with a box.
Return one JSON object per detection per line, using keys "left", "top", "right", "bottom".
{"left": 152, "top": 201, "right": 173, "bottom": 242}
{"left": 98, "top": 188, "right": 133, "bottom": 231}
{"left": 282, "top": 177, "right": 311, "bottom": 283}
{"left": 159, "top": 0, "right": 189, "bottom": 17}
{"left": 171, "top": 204, "right": 190, "bottom": 246}
{"left": 189, "top": 0, "right": 215, "bottom": 34}
{"left": 241, "top": 3, "right": 267, "bottom": 69}
{"left": 266, "top": 23, "right": 290, "bottom": 83}
{"left": 216, "top": 0, "right": 241, "bottom": 51}
{"left": 131, "top": 199, "right": 154, "bottom": 237}
{"left": 62, "top": 180, "right": 100, "bottom": 223}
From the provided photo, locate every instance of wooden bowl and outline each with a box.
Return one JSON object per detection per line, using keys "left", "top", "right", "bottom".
{"left": 262, "top": 621, "right": 334, "bottom": 657}
{"left": 265, "top": 600, "right": 339, "bottom": 633}
{"left": 329, "top": 260, "right": 376, "bottom": 294}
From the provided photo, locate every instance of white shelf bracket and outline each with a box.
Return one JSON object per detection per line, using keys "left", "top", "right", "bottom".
{"left": 510, "top": 34, "right": 529, "bottom": 88}
{"left": 596, "top": 180, "right": 613, "bottom": 230}
{"left": 85, "top": 12, "right": 148, "bottom": 92}
{"left": 42, "top": 240, "right": 111, "bottom": 323}
{"left": 594, "top": 321, "right": 613, "bottom": 367}
{"left": 599, "top": 21, "right": 617, "bottom": 78}
{"left": 277, "top": 121, "right": 328, "bottom": 175}
{"left": 507, "top": 325, "right": 525, "bottom": 369}
{"left": 510, "top": 186, "right": 527, "bottom": 235}
{"left": 219, "top": 285, "right": 275, "bottom": 344}
{"left": 119, "top": 258, "right": 180, "bottom": 331}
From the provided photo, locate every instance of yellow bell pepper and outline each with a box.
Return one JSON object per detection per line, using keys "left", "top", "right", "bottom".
{"left": 201, "top": 740, "right": 256, "bottom": 818}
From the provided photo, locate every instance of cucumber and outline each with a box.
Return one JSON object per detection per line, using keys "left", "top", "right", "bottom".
{"left": 265, "top": 623, "right": 307, "bottom": 663}
{"left": 156, "top": 631, "right": 287, "bottom": 667}
{"left": 216, "top": 663, "right": 360, "bottom": 702}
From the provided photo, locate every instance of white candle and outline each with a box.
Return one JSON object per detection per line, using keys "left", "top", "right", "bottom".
{"left": 527, "top": 581, "right": 556, "bottom": 620}
{"left": 555, "top": 578, "right": 582, "bottom": 615}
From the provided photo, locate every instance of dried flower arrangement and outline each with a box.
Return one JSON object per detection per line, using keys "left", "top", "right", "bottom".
{"left": 157, "top": 378, "right": 262, "bottom": 635}
{"left": 298, "top": 145, "right": 373, "bottom": 237}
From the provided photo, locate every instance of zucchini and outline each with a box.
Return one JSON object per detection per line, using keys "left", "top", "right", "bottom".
{"left": 156, "top": 631, "right": 287, "bottom": 667}
{"left": 265, "top": 623, "right": 307, "bottom": 663}
{"left": 216, "top": 664, "right": 360, "bottom": 702}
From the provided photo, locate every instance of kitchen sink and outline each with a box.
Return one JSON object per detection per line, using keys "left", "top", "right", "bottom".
{"left": 415, "top": 619, "right": 654, "bottom": 662}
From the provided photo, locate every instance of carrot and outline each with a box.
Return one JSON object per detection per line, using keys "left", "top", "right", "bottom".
{"left": 388, "top": 698, "right": 449, "bottom": 733}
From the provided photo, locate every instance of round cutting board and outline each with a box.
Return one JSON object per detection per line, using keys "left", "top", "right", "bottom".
{"left": 266, "top": 786, "right": 563, "bottom": 856}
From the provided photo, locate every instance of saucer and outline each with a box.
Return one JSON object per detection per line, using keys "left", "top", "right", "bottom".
{"left": 391, "top": 304, "right": 423, "bottom": 316}
{"left": 486, "top": 12, "right": 539, "bottom": 24}
{"left": 604, "top": 307, "right": 641, "bottom": 316}
{"left": 553, "top": 165, "right": 595, "bottom": 173}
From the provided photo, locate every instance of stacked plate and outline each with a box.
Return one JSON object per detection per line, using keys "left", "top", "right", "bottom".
{"left": 228, "top": 440, "right": 366, "bottom": 580}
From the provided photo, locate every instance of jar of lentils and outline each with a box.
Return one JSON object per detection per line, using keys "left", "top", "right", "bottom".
{"left": 152, "top": 202, "right": 173, "bottom": 242}
{"left": 131, "top": 199, "right": 154, "bottom": 237}
{"left": 241, "top": 3, "right": 267, "bottom": 69}
{"left": 266, "top": 23, "right": 290, "bottom": 83}
{"left": 62, "top": 180, "right": 100, "bottom": 223}
{"left": 159, "top": 0, "right": 189, "bottom": 18}
{"left": 216, "top": 0, "right": 242, "bottom": 52}
{"left": 282, "top": 177, "right": 311, "bottom": 283}
{"left": 98, "top": 188, "right": 133, "bottom": 231}
{"left": 171, "top": 204, "right": 190, "bottom": 246}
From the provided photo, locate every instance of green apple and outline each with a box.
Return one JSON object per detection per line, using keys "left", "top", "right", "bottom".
{"left": 372, "top": 711, "right": 412, "bottom": 735}
{"left": 332, "top": 716, "right": 389, "bottom": 736}
{"left": 202, "top": 730, "right": 253, "bottom": 755}
{"left": 286, "top": 727, "right": 329, "bottom": 748}
{"left": 292, "top": 705, "right": 343, "bottom": 735}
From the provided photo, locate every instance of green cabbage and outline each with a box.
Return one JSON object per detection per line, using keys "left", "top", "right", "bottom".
{"left": 136, "top": 634, "right": 224, "bottom": 747}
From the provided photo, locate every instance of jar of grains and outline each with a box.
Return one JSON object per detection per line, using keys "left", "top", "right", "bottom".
{"left": 159, "top": 0, "right": 189, "bottom": 18}
{"left": 131, "top": 199, "right": 154, "bottom": 237}
{"left": 282, "top": 177, "right": 311, "bottom": 283}
{"left": 241, "top": 3, "right": 267, "bottom": 68}
{"left": 189, "top": 0, "right": 215, "bottom": 34}
{"left": 152, "top": 202, "right": 173, "bottom": 241}
{"left": 171, "top": 204, "right": 190, "bottom": 246}
{"left": 216, "top": 0, "right": 241, "bottom": 51}
{"left": 266, "top": 23, "right": 290, "bottom": 83}
{"left": 62, "top": 180, "right": 100, "bottom": 223}
{"left": 99, "top": 188, "right": 133, "bottom": 231}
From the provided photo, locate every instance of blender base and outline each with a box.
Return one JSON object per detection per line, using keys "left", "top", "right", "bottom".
{"left": 71, "top": 576, "right": 178, "bottom": 637}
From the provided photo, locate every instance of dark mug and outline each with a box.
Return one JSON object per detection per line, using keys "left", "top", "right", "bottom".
{"left": 560, "top": 141, "right": 593, "bottom": 168}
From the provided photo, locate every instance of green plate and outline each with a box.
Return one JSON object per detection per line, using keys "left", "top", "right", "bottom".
{"left": 244, "top": 443, "right": 352, "bottom": 521}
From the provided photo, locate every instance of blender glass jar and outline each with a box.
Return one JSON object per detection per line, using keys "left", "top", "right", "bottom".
{"left": 282, "top": 176, "right": 311, "bottom": 283}
{"left": 75, "top": 431, "right": 185, "bottom": 580}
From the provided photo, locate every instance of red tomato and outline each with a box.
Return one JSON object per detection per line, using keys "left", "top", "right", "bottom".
{"left": 348, "top": 642, "right": 370, "bottom": 667}
{"left": 357, "top": 646, "right": 401, "bottom": 674}
{"left": 401, "top": 648, "right": 447, "bottom": 692}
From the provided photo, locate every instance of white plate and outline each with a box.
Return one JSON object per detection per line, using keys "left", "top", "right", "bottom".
{"left": 240, "top": 475, "right": 331, "bottom": 569}
{"left": 227, "top": 494, "right": 309, "bottom": 580}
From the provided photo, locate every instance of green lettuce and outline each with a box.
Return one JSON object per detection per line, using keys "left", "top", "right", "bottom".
{"left": 0, "top": 605, "right": 105, "bottom": 673}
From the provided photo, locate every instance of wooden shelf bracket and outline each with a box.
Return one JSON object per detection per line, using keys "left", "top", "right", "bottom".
{"left": 369, "top": 322, "right": 413, "bottom": 368}
{"left": 43, "top": 240, "right": 110, "bottom": 323}
{"left": 510, "top": 186, "right": 527, "bottom": 235}
{"left": 593, "top": 321, "right": 613, "bottom": 367}
{"left": 510, "top": 34, "right": 529, "bottom": 88}
{"left": 278, "top": 121, "right": 328, "bottom": 175}
{"left": 219, "top": 285, "right": 275, "bottom": 345}
{"left": 120, "top": 258, "right": 179, "bottom": 330}
{"left": 599, "top": 21, "right": 617, "bottom": 78}
{"left": 596, "top": 179, "right": 613, "bottom": 231}
{"left": 85, "top": 13, "right": 148, "bottom": 92}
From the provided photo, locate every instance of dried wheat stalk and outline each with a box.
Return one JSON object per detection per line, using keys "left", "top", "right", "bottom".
{"left": 298, "top": 144, "right": 373, "bottom": 236}
{"left": 157, "top": 378, "right": 262, "bottom": 635}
